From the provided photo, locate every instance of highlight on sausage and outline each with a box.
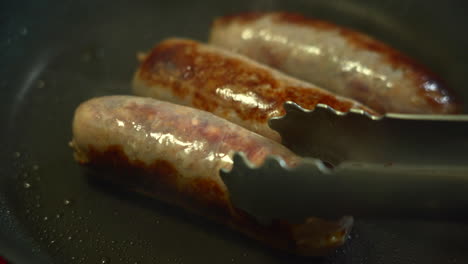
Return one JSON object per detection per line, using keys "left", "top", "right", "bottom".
{"left": 209, "top": 12, "right": 460, "bottom": 114}
{"left": 132, "top": 38, "right": 375, "bottom": 142}
{"left": 70, "top": 95, "right": 353, "bottom": 256}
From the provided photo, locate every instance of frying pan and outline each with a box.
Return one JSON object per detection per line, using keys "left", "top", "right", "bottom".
{"left": 1, "top": 0, "right": 468, "bottom": 263}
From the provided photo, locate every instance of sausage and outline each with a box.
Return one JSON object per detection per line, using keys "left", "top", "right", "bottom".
{"left": 209, "top": 12, "right": 461, "bottom": 114}
{"left": 70, "top": 95, "right": 353, "bottom": 256}
{"left": 132, "top": 38, "right": 375, "bottom": 142}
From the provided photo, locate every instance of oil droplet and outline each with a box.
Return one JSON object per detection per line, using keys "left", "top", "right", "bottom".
{"left": 67, "top": 236, "right": 73, "bottom": 240}
{"left": 100, "top": 256, "right": 110, "bottom": 263}
{"left": 82, "top": 52, "right": 92, "bottom": 62}
{"left": 23, "top": 182, "right": 31, "bottom": 189}
{"left": 64, "top": 199, "right": 72, "bottom": 206}
{"left": 71, "top": 256, "right": 76, "bottom": 260}
{"left": 20, "top": 27, "right": 28, "bottom": 35}
{"left": 129, "top": 241, "right": 134, "bottom": 246}
{"left": 36, "top": 80, "right": 45, "bottom": 89}
{"left": 35, "top": 203, "right": 41, "bottom": 208}
{"left": 14, "top": 152, "right": 21, "bottom": 158}
{"left": 43, "top": 216, "right": 48, "bottom": 221}
{"left": 56, "top": 213, "right": 62, "bottom": 219}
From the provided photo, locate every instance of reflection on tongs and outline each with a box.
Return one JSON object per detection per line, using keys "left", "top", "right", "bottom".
{"left": 221, "top": 102, "right": 468, "bottom": 222}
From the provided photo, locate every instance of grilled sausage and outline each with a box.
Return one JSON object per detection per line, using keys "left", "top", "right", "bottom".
{"left": 209, "top": 12, "right": 460, "bottom": 114}
{"left": 70, "top": 95, "right": 353, "bottom": 256}
{"left": 132, "top": 38, "right": 375, "bottom": 142}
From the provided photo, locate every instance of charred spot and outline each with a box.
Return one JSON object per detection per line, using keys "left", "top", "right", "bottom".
{"left": 84, "top": 145, "right": 179, "bottom": 191}
{"left": 82, "top": 145, "right": 232, "bottom": 217}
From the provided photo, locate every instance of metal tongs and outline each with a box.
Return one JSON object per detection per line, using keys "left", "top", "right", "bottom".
{"left": 221, "top": 102, "right": 468, "bottom": 222}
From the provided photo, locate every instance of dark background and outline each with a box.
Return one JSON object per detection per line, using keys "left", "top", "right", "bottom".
{"left": 1, "top": 0, "right": 468, "bottom": 263}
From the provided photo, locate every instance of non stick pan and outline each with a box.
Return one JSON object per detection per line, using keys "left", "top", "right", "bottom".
{"left": 1, "top": 0, "right": 468, "bottom": 263}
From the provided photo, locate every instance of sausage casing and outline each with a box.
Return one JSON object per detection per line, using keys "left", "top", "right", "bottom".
{"left": 70, "top": 96, "right": 353, "bottom": 256}
{"left": 132, "top": 38, "right": 375, "bottom": 142}
{"left": 210, "top": 12, "right": 460, "bottom": 114}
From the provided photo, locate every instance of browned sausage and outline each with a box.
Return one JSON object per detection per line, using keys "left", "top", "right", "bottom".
{"left": 132, "top": 38, "right": 376, "bottom": 142}
{"left": 210, "top": 12, "right": 461, "bottom": 114}
{"left": 70, "top": 95, "right": 353, "bottom": 256}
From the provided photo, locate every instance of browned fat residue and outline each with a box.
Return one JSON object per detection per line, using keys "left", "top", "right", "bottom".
{"left": 231, "top": 207, "right": 298, "bottom": 251}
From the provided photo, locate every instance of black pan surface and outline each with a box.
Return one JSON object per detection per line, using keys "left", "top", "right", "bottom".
{"left": 1, "top": 0, "right": 468, "bottom": 263}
